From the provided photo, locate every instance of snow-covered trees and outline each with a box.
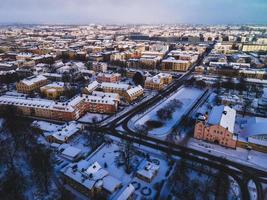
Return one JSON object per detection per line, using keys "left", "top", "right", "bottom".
{"left": 156, "top": 99, "right": 183, "bottom": 121}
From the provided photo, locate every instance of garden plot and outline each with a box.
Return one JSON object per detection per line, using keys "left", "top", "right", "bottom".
{"left": 133, "top": 87, "right": 204, "bottom": 137}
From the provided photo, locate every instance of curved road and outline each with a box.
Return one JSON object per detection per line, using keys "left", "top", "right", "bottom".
{"left": 85, "top": 43, "right": 267, "bottom": 199}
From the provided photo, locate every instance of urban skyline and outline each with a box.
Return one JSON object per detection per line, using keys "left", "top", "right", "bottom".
{"left": 0, "top": 1, "right": 267, "bottom": 200}
{"left": 0, "top": 0, "right": 267, "bottom": 25}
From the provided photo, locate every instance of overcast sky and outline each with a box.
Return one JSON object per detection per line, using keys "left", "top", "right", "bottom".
{"left": 0, "top": 0, "right": 266, "bottom": 25}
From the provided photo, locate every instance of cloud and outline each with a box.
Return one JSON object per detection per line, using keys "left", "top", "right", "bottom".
{"left": 0, "top": 0, "right": 266, "bottom": 24}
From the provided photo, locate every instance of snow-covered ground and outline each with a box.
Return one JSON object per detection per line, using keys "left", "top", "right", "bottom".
{"left": 188, "top": 138, "right": 267, "bottom": 170}
{"left": 229, "top": 176, "right": 241, "bottom": 200}
{"left": 67, "top": 134, "right": 92, "bottom": 155}
{"left": 63, "top": 142, "right": 171, "bottom": 200}
{"left": 248, "top": 180, "right": 257, "bottom": 200}
{"left": 196, "top": 92, "right": 217, "bottom": 116}
{"left": 100, "top": 91, "right": 157, "bottom": 126}
{"left": 78, "top": 112, "right": 109, "bottom": 123}
{"left": 189, "top": 92, "right": 267, "bottom": 170}
{"left": 32, "top": 120, "right": 62, "bottom": 132}
{"left": 132, "top": 87, "right": 204, "bottom": 138}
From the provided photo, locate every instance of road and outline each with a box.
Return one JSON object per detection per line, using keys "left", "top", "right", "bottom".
{"left": 84, "top": 42, "right": 267, "bottom": 199}
{"left": 104, "top": 43, "right": 213, "bottom": 129}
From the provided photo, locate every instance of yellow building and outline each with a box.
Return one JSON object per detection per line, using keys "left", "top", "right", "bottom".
{"left": 144, "top": 76, "right": 164, "bottom": 90}
{"left": 162, "top": 59, "right": 191, "bottom": 71}
{"left": 144, "top": 73, "right": 172, "bottom": 90}
{"left": 157, "top": 73, "right": 173, "bottom": 84}
{"left": 16, "top": 75, "right": 48, "bottom": 94}
{"left": 125, "top": 85, "right": 144, "bottom": 103}
{"left": 100, "top": 82, "right": 131, "bottom": 97}
{"left": 242, "top": 44, "right": 267, "bottom": 52}
{"left": 40, "top": 82, "right": 65, "bottom": 99}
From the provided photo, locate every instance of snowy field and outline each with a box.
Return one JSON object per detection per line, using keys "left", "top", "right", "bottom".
{"left": 133, "top": 87, "right": 204, "bottom": 137}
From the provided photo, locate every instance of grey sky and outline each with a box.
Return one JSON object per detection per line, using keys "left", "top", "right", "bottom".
{"left": 0, "top": 0, "right": 266, "bottom": 24}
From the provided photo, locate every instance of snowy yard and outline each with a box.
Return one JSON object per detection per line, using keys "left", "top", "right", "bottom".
{"left": 132, "top": 87, "right": 204, "bottom": 137}
{"left": 64, "top": 142, "right": 171, "bottom": 200}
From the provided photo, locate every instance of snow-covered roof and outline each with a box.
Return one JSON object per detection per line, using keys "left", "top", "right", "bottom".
{"left": 116, "top": 184, "right": 135, "bottom": 200}
{"left": 0, "top": 95, "right": 57, "bottom": 110}
{"left": 97, "top": 72, "right": 120, "bottom": 78}
{"left": 86, "top": 161, "right": 102, "bottom": 175}
{"left": 61, "top": 146, "right": 81, "bottom": 159}
{"left": 54, "top": 61, "right": 64, "bottom": 68}
{"left": 41, "top": 82, "right": 64, "bottom": 88}
{"left": 62, "top": 164, "right": 97, "bottom": 190}
{"left": 31, "top": 120, "right": 61, "bottom": 132}
{"left": 126, "top": 85, "right": 143, "bottom": 97}
{"left": 157, "top": 73, "right": 172, "bottom": 78}
{"left": 101, "top": 82, "right": 130, "bottom": 90}
{"left": 162, "top": 59, "right": 190, "bottom": 64}
{"left": 52, "top": 122, "right": 81, "bottom": 142}
{"left": 43, "top": 73, "right": 62, "bottom": 78}
{"left": 102, "top": 176, "right": 122, "bottom": 193}
{"left": 84, "top": 94, "right": 117, "bottom": 105}
{"left": 241, "top": 117, "right": 267, "bottom": 138}
{"left": 0, "top": 92, "right": 117, "bottom": 115}
{"left": 92, "top": 91, "right": 119, "bottom": 99}
{"left": 20, "top": 75, "right": 47, "bottom": 86}
{"left": 145, "top": 76, "right": 162, "bottom": 84}
{"left": 73, "top": 62, "right": 85, "bottom": 69}
{"left": 208, "top": 105, "right": 236, "bottom": 133}
{"left": 85, "top": 81, "right": 99, "bottom": 93}
{"left": 242, "top": 122, "right": 267, "bottom": 137}
{"left": 137, "top": 161, "right": 159, "bottom": 180}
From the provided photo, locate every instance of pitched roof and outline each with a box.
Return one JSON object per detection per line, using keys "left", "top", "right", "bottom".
{"left": 208, "top": 105, "right": 236, "bottom": 133}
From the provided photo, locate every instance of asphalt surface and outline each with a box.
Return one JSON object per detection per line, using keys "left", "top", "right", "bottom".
{"left": 84, "top": 43, "right": 267, "bottom": 200}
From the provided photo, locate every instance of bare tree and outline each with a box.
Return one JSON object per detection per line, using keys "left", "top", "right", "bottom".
{"left": 0, "top": 168, "right": 26, "bottom": 200}
{"left": 214, "top": 171, "right": 230, "bottom": 200}
{"left": 201, "top": 174, "right": 216, "bottom": 200}
{"left": 116, "top": 140, "right": 136, "bottom": 174}
{"left": 57, "top": 186, "right": 75, "bottom": 200}
{"left": 0, "top": 137, "right": 17, "bottom": 171}
{"left": 85, "top": 128, "right": 105, "bottom": 151}
{"left": 242, "top": 98, "right": 252, "bottom": 117}
{"left": 135, "top": 124, "right": 149, "bottom": 144}
{"left": 29, "top": 145, "right": 52, "bottom": 194}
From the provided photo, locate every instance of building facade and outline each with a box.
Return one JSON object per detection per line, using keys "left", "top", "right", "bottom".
{"left": 125, "top": 85, "right": 144, "bottom": 103}
{"left": 162, "top": 59, "right": 191, "bottom": 71}
{"left": 40, "top": 82, "right": 65, "bottom": 99}
{"left": 0, "top": 93, "right": 118, "bottom": 121}
{"left": 97, "top": 73, "right": 121, "bottom": 83}
{"left": 194, "top": 105, "right": 237, "bottom": 148}
{"left": 16, "top": 75, "right": 48, "bottom": 94}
